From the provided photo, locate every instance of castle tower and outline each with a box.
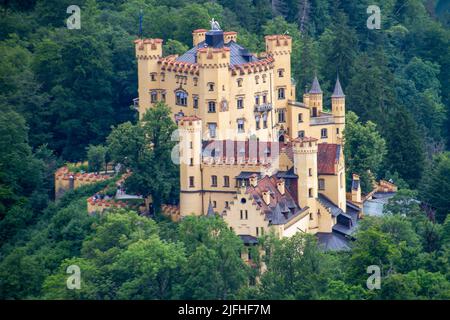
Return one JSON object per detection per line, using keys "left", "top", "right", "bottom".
{"left": 308, "top": 75, "right": 323, "bottom": 117}
{"left": 179, "top": 116, "right": 204, "bottom": 216}
{"left": 265, "top": 35, "right": 294, "bottom": 132}
{"left": 134, "top": 38, "right": 163, "bottom": 118}
{"left": 331, "top": 76, "right": 345, "bottom": 143}
{"left": 196, "top": 30, "right": 231, "bottom": 140}
{"left": 292, "top": 137, "right": 318, "bottom": 213}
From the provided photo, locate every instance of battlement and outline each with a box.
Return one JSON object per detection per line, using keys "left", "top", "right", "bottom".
{"left": 196, "top": 46, "right": 230, "bottom": 67}
{"left": 292, "top": 137, "right": 318, "bottom": 153}
{"left": 135, "top": 38, "right": 163, "bottom": 59}
{"left": 265, "top": 35, "right": 292, "bottom": 54}
{"left": 224, "top": 31, "right": 237, "bottom": 44}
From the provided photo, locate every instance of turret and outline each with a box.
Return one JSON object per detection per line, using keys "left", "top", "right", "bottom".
{"left": 308, "top": 75, "right": 323, "bottom": 116}
{"left": 179, "top": 116, "right": 204, "bottom": 216}
{"left": 292, "top": 137, "right": 318, "bottom": 211}
{"left": 331, "top": 76, "right": 345, "bottom": 142}
{"left": 192, "top": 29, "right": 207, "bottom": 46}
{"left": 134, "top": 38, "right": 163, "bottom": 118}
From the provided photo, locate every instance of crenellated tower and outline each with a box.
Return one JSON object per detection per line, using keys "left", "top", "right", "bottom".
{"left": 135, "top": 38, "right": 163, "bottom": 118}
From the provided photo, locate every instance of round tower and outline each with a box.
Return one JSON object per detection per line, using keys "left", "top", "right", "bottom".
{"left": 134, "top": 38, "right": 163, "bottom": 119}
{"left": 331, "top": 76, "right": 345, "bottom": 143}
{"left": 292, "top": 137, "right": 318, "bottom": 212}
{"left": 178, "top": 116, "right": 204, "bottom": 216}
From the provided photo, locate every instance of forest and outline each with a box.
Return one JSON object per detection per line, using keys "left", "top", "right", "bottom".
{"left": 0, "top": 0, "right": 449, "bottom": 299}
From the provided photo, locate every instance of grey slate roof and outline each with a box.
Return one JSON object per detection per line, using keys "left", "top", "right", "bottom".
{"left": 317, "top": 232, "right": 351, "bottom": 251}
{"left": 309, "top": 75, "right": 322, "bottom": 94}
{"left": 239, "top": 235, "right": 258, "bottom": 245}
{"left": 318, "top": 193, "right": 345, "bottom": 217}
{"left": 176, "top": 40, "right": 259, "bottom": 67}
{"left": 332, "top": 77, "right": 345, "bottom": 98}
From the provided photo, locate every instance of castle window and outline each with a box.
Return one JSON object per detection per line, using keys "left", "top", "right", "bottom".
{"left": 224, "top": 176, "right": 230, "bottom": 187}
{"left": 237, "top": 97, "right": 244, "bottom": 109}
{"left": 190, "top": 141, "right": 193, "bottom": 149}
{"left": 319, "top": 179, "right": 325, "bottom": 190}
{"left": 237, "top": 119, "right": 245, "bottom": 133}
{"left": 340, "top": 172, "right": 344, "bottom": 189}
{"left": 237, "top": 78, "right": 243, "bottom": 87}
{"left": 161, "top": 92, "right": 166, "bottom": 102}
{"left": 278, "top": 109, "right": 286, "bottom": 123}
{"left": 225, "top": 201, "right": 229, "bottom": 209}
{"left": 208, "top": 82, "right": 215, "bottom": 91}
{"left": 208, "top": 122, "right": 217, "bottom": 138}
{"left": 278, "top": 69, "right": 284, "bottom": 77}
{"left": 336, "top": 128, "right": 340, "bottom": 135}
{"left": 151, "top": 91, "right": 157, "bottom": 103}
{"left": 211, "top": 175, "right": 218, "bottom": 187}
{"left": 298, "top": 113, "right": 303, "bottom": 123}
{"left": 263, "top": 113, "right": 268, "bottom": 129}
{"left": 150, "top": 73, "right": 156, "bottom": 81}
{"left": 213, "top": 201, "right": 217, "bottom": 208}
{"left": 309, "top": 188, "right": 313, "bottom": 198}
{"left": 321, "top": 128, "right": 328, "bottom": 138}
{"left": 255, "top": 95, "right": 260, "bottom": 106}
{"left": 190, "top": 158, "right": 193, "bottom": 166}
{"left": 309, "top": 168, "right": 313, "bottom": 176}
{"left": 193, "top": 95, "right": 199, "bottom": 109}
{"left": 310, "top": 213, "right": 313, "bottom": 220}
{"left": 255, "top": 114, "right": 261, "bottom": 130}
{"left": 256, "top": 227, "right": 264, "bottom": 236}
{"left": 262, "top": 74, "right": 267, "bottom": 83}
{"left": 240, "top": 210, "right": 248, "bottom": 220}
{"left": 255, "top": 76, "right": 259, "bottom": 84}
{"left": 278, "top": 88, "right": 285, "bottom": 100}
{"left": 189, "top": 176, "right": 195, "bottom": 188}
{"left": 208, "top": 101, "right": 216, "bottom": 113}
{"left": 193, "top": 77, "right": 198, "bottom": 86}
{"left": 298, "top": 130, "right": 305, "bottom": 138}
{"left": 263, "top": 94, "right": 267, "bottom": 104}
{"left": 175, "top": 91, "right": 187, "bottom": 106}
{"left": 160, "top": 72, "right": 165, "bottom": 82}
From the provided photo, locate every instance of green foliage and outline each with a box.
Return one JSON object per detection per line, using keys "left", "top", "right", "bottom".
{"left": 344, "top": 111, "right": 387, "bottom": 192}
{"left": 86, "top": 145, "right": 107, "bottom": 173}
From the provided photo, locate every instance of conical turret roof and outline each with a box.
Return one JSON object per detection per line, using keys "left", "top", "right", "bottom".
{"left": 332, "top": 76, "right": 345, "bottom": 98}
{"left": 309, "top": 75, "right": 322, "bottom": 94}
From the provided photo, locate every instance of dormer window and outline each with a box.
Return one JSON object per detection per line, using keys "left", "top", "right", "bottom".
{"left": 175, "top": 90, "right": 187, "bottom": 106}
{"left": 208, "top": 82, "right": 215, "bottom": 91}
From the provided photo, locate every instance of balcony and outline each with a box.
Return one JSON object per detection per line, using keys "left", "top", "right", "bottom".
{"left": 254, "top": 103, "right": 273, "bottom": 113}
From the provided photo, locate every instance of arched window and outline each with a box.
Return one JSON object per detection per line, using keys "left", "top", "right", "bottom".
{"left": 175, "top": 90, "right": 187, "bottom": 106}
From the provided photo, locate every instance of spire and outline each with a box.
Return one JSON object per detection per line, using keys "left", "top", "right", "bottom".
{"left": 207, "top": 199, "right": 215, "bottom": 217}
{"left": 309, "top": 75, "right": 322, "bottom": 94}
{"left": 332, "top": 76, "right": 345, "bottom": 98}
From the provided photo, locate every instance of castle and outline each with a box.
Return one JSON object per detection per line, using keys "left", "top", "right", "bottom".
{"left": 134, "top": 22, "right": 362, "bottom": 246}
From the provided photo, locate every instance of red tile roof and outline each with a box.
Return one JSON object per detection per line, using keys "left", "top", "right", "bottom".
{"left": 318, "top": 143, "right": 340, "bottom": 175}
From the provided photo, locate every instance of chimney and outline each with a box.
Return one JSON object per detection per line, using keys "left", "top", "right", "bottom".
{"left": 277, "top": 179, "right": 285, "bottom": 195}
{"left": 351, "top": 174, "right": 361, "bottom": 203}
{"left": 192, "top": 29, "right": 207, "bottom": 46}
{"left": 262, "top": 189, "right": 271, "bottom": 205}
{"left": 249, "top": 174, "right": 258, "bottom": 187}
